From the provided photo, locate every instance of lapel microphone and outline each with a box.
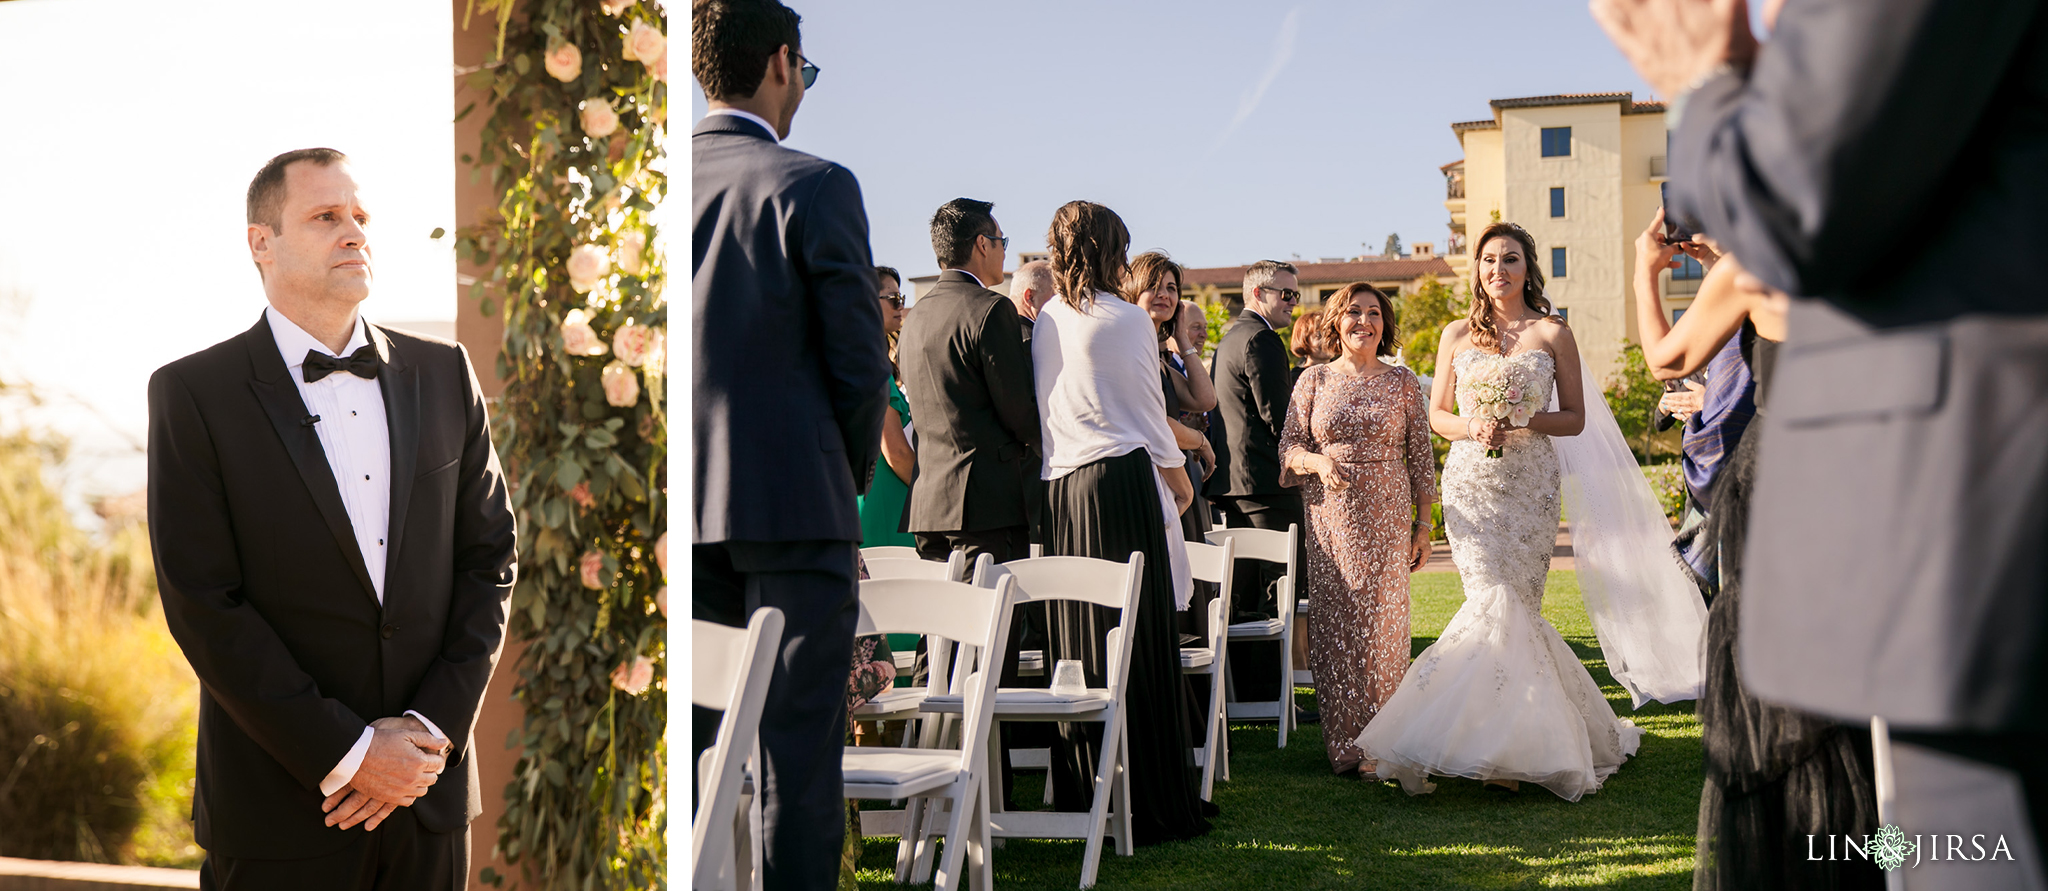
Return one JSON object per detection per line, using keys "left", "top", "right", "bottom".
{"left": 301, "top": 415, "right": 322, "bottom": 427}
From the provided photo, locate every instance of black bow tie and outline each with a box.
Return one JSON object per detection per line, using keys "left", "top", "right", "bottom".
{"left": 303, "top": 345, "right": 381, "bottom": 383}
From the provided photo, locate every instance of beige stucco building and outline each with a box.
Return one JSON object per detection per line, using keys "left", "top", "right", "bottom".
{"left": 1442, "top": 92, "right": 1701, "bottom": 376}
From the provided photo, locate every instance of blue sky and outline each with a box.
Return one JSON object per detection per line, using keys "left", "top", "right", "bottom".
{"left": 690, "top": 0, "right": 1658, "bottom": 280}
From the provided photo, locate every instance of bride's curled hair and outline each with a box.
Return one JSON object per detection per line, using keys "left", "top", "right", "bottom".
{"left": 1466, "top": 221, "right": 1554, "bottom": 352}
{"left": 1047, "top": 201, "right": 1130, "bottom": 311}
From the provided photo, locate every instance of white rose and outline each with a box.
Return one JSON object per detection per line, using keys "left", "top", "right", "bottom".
{"left": 580, "top": 100, "right": 620, "bottom": 138}
{"left": 612, "top": 323, "right": 652, "bottom": 367}
{"left": 627, "top": 21, "right": 665, "bottom": 70}
{"left": 561, "top": 308, "right": 609, "bottom": 356}
{"left": 602, "top": 360, "right": 641, "bottom": 407}
{"left": 640, "top": 328, "right": 666, "bottom": 378}
{"left": 567, "top": 243, "right": 611, "bottom": 293}
{"left": 616, "top": 229, "right": 646, "bottom": 276}
{"left": 1490, "top": 402, "right": 1511, "bottom": 420}
{"left": 544, "top": 42, "right": 583, "bottom": 83}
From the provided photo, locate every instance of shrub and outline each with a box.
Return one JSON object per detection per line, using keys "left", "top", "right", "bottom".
{"left": 1641, "top": 463, "right": 1687, "bottom": 526}
{"left": 0, "top": 425, "right": 199, "bottom": 867}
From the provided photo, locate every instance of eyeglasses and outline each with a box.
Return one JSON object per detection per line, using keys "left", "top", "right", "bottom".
{"left": 880, "top": 296, "right": 904, "bottom": 310}
{"left": 1257, "top": 286, "right": 1301, "bottom": 303}
{"left": 983, "top": 233, "right": 1010, "bottom": 251}
{"left": 793, "top": 51, "right": 819, "bottom": 88}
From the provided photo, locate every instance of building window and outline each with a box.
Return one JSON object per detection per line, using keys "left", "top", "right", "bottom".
{"left": 1549, "top": 187, "right": 1565, "bottom": 218}
{"left": 1672, "top": 254, "right": 1704, "bottom": 280}
{"left": 1555, "top": 306, "right": 1569, "bottom": 322}
{"left": 1541, "top": 126, "right": 1571, "bottom": 157}
{"left": 1551, "top": 247, "right": 1568, "bottom": 278}
{"left": 1672, "top": 308, "right": 1687, "bottom": 324}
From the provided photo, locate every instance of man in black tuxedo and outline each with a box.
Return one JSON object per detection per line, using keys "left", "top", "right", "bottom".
{"left": 1600, "top": 0, "right": 2048, "bottom": 880}
{"left": 690, "top": 2, "right": 890, "bottom": 888}
{"left": 1206, "top": 260, "right": 1304, "bottom": 707}
{"left": 148, "top": 148, "right": 516, "bottom": 889}
{"left": 897, "top": 198, "right": 1040, "bottom": 566}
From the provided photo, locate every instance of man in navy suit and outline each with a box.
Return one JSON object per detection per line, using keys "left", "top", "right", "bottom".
{"left": 690, "top": 1, "right": 890, "bottom": 888}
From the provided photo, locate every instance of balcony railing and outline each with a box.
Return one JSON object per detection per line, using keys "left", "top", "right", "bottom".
{"left": 1446, "top": 181, "right": 1465, "bottom": 199}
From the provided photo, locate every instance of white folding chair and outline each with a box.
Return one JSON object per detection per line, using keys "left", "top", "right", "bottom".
{"left": 1179, "top": 537, "right": 1235, "bottom": 800}
{"left": 919, "top": 554, "right": 1144, "bottom": 889}
{"left": 690, "top": 609, "right": 786, "bottom": 891}
{"left": 1207, "top": 523, "right": 1301, "bottom": 748}
{"left": 844, "top": 576, "right": 1018, "bottom": 891}
{"left": 854, "top": 551, "right": 968, "bottom": 743}
{"left": 860, "top": 544, "right": 924, "bottom": 561}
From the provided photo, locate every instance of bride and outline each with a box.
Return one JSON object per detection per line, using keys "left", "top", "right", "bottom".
{"left": 1356, "top": 221, "right": 1704, "bottom": 801}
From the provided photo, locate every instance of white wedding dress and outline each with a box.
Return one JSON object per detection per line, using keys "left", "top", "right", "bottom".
{"left": 1355, "top": 349, "right": 1643, "bottom": 801}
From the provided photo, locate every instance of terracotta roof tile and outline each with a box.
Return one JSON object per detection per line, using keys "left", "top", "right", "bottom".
{"left": 1182, "top": 257, "right": 1456, "bottom": 289}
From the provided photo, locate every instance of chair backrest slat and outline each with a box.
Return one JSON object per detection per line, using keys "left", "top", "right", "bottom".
{"left": 691, "top": 608, "right": 785, "bottom": 891}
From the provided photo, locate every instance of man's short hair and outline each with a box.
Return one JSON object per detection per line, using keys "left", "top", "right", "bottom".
{"left": 1243, "top": 259, "right": 1299, "bottom": 295}
{"left": 875, "top": 266, "right": 901, "bottom": 289}
{"left": 1010, "top": 259, "right": 1055, "bottom": 305}
{"left": 930, "top": 198, "right": 999, "bottom": 270}
{"left": 247, "top": 147, "right": 349, "bottom": 233}
{"left": 691, "top": 0, "right": 803, "bottom": 102}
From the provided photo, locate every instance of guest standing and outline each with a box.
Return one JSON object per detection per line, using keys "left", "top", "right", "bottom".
{"left": 1278, "top": 283, "right": 1437, "bottom": 776}
{"left": 1209, "top": 260, "right": 1305, "bottom": 698}
{"left": 857, "top": 266, "right": 916, "bottom": 549}
{"left": 897, "top": 198, "right": 1039, "bottom": 566}
{"left": 1599, "top": 0, "right": 2048, "bottom": 881}
{"left": 1127, "top": 251, "right": 1219, "bottom": 526}
{"left": 1009, "top": 258, "right": 1054, "bottom": 345}
{"left": 690, "top": 3, "right": 890, "bottom": 887}
{"left": 1035, "top": 200, "right": 1212, "bottom": 844}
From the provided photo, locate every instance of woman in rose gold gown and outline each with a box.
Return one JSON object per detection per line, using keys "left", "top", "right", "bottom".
{"left": 1279, "top": 283, "right": 1438, "bottom": 776}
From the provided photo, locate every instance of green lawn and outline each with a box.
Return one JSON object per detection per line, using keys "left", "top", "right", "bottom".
{"left": 855, "top": 571, "right": 1704, "bottom": 890}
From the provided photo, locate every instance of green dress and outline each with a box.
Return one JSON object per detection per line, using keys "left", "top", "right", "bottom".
{"left": 857, "top": 375, "right": 915, "bottom": 548}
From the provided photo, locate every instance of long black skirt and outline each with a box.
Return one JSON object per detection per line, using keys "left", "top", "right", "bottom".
{"left": 1043, "top": 448, "right": 1214, "bottom": 845}
{"left": 1693, "top": 427, "right": 1882, "bottom": 890}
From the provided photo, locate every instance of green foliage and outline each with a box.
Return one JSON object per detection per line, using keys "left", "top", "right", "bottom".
{"left": 1395, "top": 277, "right": 1466, "bottom": 379}
{"left": 0, "top": 422, "right": 199, "bottom": 868}
{"left": 1201, "top": 301, "right": 1231, "bottom": 363}
{"left": 454, "top": 2, "right": 667, "bottom": 887}
{"left": 1641, "top": 464, "right": 1687, "bottom": 525}
{"left": 1603, "top": 342, "right": 1681, "bottom": 465}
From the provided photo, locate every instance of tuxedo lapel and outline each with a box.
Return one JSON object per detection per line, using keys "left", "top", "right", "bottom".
{"left": 373, "top": 325, "right": 419, "bottom": 596}
{"left": 243, "top": 317, "right": 380, "bottom": 607}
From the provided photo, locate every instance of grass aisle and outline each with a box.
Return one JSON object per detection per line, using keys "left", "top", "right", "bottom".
{"left": 856, "top": 570, "right": 1703, "bottom": 889}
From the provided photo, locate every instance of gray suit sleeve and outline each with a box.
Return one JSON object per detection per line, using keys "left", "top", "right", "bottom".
{"left": 1667, "top": 0, "right": 2042, "bottom": 299}
{"left": 800, "top": 164, "right": 891, "bottom": 492}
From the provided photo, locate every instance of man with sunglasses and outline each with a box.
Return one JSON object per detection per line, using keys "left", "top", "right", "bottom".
{"left": 1209, "top": 259, "right": 1309, "bottom": 711}
{"left": 691, "top": 2, "right": 887, "bottom": 888}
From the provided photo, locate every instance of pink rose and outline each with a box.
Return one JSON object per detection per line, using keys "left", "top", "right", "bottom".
{"left": 544, "top": 42, "right": 583, "bottom": 83}
{"left": 651, "top": 51, "right": 666, "bottom": 83}
{"left": 567, "top": 244, "right": 611, "bottom": 294}
{"left": 654, "top": 586, "right": 667, "bottom": 617}
{"left": 1505, "top": 387, "right": 1523, "bottom": 402}
{"left": 610, "top": 655, "right": 654, "bottom": 695}
{"left": 561, "top": 309, "right": 608, "bottom": 356}
{"left": 616, "top": 230, "right": 647, "bottom": 276}
{"left": 602, "top": 360, "right": 640, "bottom": 407}
{"left": 613, "top": 323, "right": 652, "bottom": 367}
{"left": 652, "top": 531, "right": 668, "bottom": 578}
{"left": 625, "top": 21, "right": 665, "bottom": 67}
{"left": 642, "top": 328, "right": 666, "bottom": 378}
{"left": 580, "top": 99, "right": 620, "bottom": 139}
{"left": 579, "top": 550, "right": 607, "bottom": 590}
{"left": 569, "top": 479, "right": 595, "bottom": 511}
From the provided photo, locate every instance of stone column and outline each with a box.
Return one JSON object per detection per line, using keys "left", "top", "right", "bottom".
{"left": 453, "top": 3, "right": 522, "bottom": 888}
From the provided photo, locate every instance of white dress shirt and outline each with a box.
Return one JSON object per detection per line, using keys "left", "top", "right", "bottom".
{"left": 264, "top": 307, "right": 448, "bottom": 796}
{"left": 1031, "top": 292, "right": 1192, "bottom": 607}
{"left": 704, "top": 107, "right": 779, "bottom": 142}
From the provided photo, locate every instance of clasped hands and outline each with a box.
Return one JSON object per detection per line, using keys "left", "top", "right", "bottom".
{"left": 321, "top": 715, "right": 451, "bottom": 831}
{"left": 1465, "top": 417, "right": 1513, "bottom": 450}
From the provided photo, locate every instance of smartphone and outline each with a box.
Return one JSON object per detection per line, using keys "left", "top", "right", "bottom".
{"left": 1660, "top": 183, "right": 1697, "bottom": 243}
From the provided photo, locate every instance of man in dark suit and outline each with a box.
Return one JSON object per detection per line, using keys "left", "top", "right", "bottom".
{"left": 690, "top": 2, "right": 890, "bottom": 888}
{"left": 1600, "top": 0, "right": 2048, "bottom": 878}
{"left": 1207, "top": 259, "right": 1305, "bottom": 703}
{"left": 148, "top": 148, "right": 517, "bottom": 889}
{"left": 897, "top": 198, "right": 1040, "bottom": 566}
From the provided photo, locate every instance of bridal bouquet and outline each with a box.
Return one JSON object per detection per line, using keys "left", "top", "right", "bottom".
{"left": 1460, "top": 354, "right": 1545, "bottom": 457}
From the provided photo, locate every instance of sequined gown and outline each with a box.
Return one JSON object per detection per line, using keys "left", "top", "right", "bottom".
{"left": 1278, "top": 364, "right": 1437, "bottom": 775}
{"left": 1356, "top": 349, "right": 1643, "bottom": 801}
